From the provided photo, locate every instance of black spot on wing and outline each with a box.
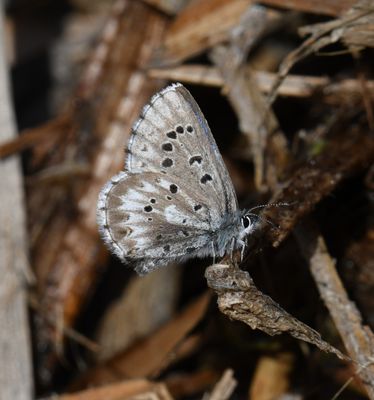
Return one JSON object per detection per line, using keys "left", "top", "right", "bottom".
{"left": 189, "top": 156, "right": 202, "bottom": 165}
{"left": 169, "top": 184, "right": 178, "bottom": 193}
{"left": 162, "top": 158, "right": 173, "bottom": 167}
{"left": 162, "top": 143, "right": 173, "bottom": 151}
{"left": 167, "top": 131, "right": 177, "bottom": 139}
{"left": 200, "top": 174, "right": 212, "bottom": 184}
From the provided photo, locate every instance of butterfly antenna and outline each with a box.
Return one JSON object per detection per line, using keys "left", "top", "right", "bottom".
{"left": 248, "top": 201, "right": 296, "bottom": 213}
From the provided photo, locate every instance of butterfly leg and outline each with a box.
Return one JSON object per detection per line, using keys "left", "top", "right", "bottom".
{"left": 239, "top": 239, "right": 246, "bottom": 261}
{"left": 229, "top": 237, "right": 236, "bottom": 262}
{"left": 211, "top": 241, "right": 216, "bottom": 264}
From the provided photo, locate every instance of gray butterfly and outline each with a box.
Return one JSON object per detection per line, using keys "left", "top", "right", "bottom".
{"left": 97, "top": 83, "right": 256, "bottom": 275}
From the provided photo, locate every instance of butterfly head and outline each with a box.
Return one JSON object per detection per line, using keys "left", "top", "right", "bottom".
{"left": 238, "top": 212, "right": 257, "bottom": 240}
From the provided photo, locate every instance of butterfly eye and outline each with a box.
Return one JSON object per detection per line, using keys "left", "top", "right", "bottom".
{"left": 241, "top": 216, "right": 251, "bottom": 229}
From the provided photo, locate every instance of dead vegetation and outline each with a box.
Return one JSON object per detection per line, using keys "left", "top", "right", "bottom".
{"left": 0, "top": 0, "right": 374, "bottom": 399}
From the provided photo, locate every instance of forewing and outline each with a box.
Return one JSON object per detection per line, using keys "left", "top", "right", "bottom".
{"left": 97, "top": 171, "right": 215, "bottom": 274}
{"left": 126, "top": 83, "right": 238, "bottom": 218}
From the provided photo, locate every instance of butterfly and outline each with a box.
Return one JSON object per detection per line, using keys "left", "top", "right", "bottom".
{"left": 97, "top": 83, "right": 256, "bottom": 275}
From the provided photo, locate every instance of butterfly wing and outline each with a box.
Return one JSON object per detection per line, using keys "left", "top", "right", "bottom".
{"left": 126, "top": 83, "right": 238, "bottom": 217}
{"left": 98, "top": 171, "right": 218, "bottom": 274}
{"left": 97, "top": 83, "right": 239, "bottom": 274}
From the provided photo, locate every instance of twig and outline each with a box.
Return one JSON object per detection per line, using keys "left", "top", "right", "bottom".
{"left": 70, "top": 293, "right": 211, "bottom": 389}
{"left": 257, "top": 0, "right": 355, "bottom": 16}
{"left": 259, "top": 127, "right": 374, "bottom": 249}
{"left": 0, "top": 4, "right": 34, "bottom": 400}
{"left": 148, "top": 65, "right": 374, "bottom": 101}
{"left": 268, "top": 0, "right": 374, "bottom": 104}
{"left": 210, "top": 5, "right": 290, "bottom": 192}
{"left": 205, "top": 263, "right": 348, "bottom": 361}
{"left": 154, "top": 0, "right": 254, "bottom": 66}
{"left": 32, "top": 0, "right": 169, "bottom": 383}
{"left": 50, "top": 379, "right": 173, "bottom": 400}
{"left": 295, "top": 223, "right": 374, "bottom": 399}
{"left": 0, "top": 114, "right": 69, "bottom": 159}
{"left": 203, "top": 369, "right": 237, "bottom": 400}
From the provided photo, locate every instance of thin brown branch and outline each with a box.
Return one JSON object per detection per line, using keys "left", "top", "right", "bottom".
{"left": 210, "top": 5, "right": 290, "bottom": 192}
{"left": 259, "top": 128, "right": 374, "bottom": 249}
{"left": 148, "top": 65, "right": 374, "bottom": 102}
{"left": 71, "top": 292, "right": 211, "bottom": 389}
{"left": 32, "top": 0, "right": 169, "bottom": 382}
{"left": 57, "top": 380, "right": 173, "bottom": 400}
{"left": 205, "top": 369, "right": 237, "bottom": 400}
{"left": 295, "top": 223, "right": 374, "bottom": 398}
{"left": 205, "top": 263, "right": 348, "bottom": 361}
{"left": 258, "top": 0, "right": 355, "bottom": 16}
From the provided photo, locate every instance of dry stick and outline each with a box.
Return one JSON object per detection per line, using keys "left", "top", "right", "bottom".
{"left": 204, "top": 2, "right": 347, "bottom": 363}
{"left": 70, "top": 292, "right": 211, "bottom": 390}
{"left": 55, "top": 380, "right": 173, "bottom": 400}
{"left": 205, "top": 264, "right": 348, "bottom": 361}
{"left": 295, "top": 223, "right": 374, "bottom": 399}
{"left": 0, "top": 5, "right": 34, "bottom": 400}
{"left": 210, "top": 4, "right": 290, "bottom": 192}
{"left": 148, "top": 65, "right": 374, "bottom": 101}
{"left": 268, "top": 0, "right": 374, "bottom": 105}
{"left": 32, "top": 0, "right": 169, "bottom": 383}
{"left": 257, "top": 0, "right": 356, "bottom": 17}
{"left": 204, "top": 369, "right": 237, "bottom": 400}
{"left": 156, "top": 0, "right": 254, "bottom": 67}
{"left": 143, "top": 0, "right": 188, "bottom": 15}
{"left": 207, "top": 128, "right": 374, "bottom": 370}
{"left": 260, "top": 128, "right": 374, "bottom": 249}
{"left": 0, "top": 113, "right": 70, "bottom": 159}
{"left": 3, "top": 64, "right": 374, "bottom": 161}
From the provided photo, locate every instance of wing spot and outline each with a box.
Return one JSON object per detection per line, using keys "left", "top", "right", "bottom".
{"left": 144, "top": 205, "right": 153, "bottom": 212}
{"left": 156, "top": 234, "right": 162, "bottom": 240}
{"left": 176, "top": 125, "right": 184, "bottom": 134}
{"left": 170, "top": 184, "right": 178, "bottom": 194}
{"left": 162, "top": 158, "right": 173, "bottom": 167}
{"left": 164, "top": 244, "right": 170, "bottom": 252}
{"left": 148, "top": 217, "right": 153, "bottom": 221}
{"left": 186, "top": 125, "right": 193, "bottom": 133}
{"left": 182, "top": 219, "right": 187, "bottom": 224}
{"left": 117, "top": 227, "right": 132, "bottom": 237}
{"left": 189, "top": 156, "right": 202, "bottom": 165}
{"left": 181, "top": 230, "right": 189, "bottom": 237}
{"left": 167, "top": 131, "right": 177, "bottom": 139}
{"left": 201, "top": 174, "right": 212, "bottom": 184}
{"left": 194, "top": 204, "right": 202, "bottom": 211}
{"left": 162, "top": 143, "right": 173, "bottom": 152}
{"left": 166, "top": 195, "right": 172, "bottom": 200}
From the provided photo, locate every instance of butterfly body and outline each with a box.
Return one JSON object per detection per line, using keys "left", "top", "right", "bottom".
{"left": 97, "top": 83, "right": 256, "bottom": 275}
